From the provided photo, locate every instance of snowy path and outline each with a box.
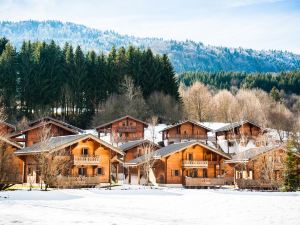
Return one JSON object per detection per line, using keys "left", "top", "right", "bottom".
{"left": 0, "top": 187, "right": 299, "bottom": 225}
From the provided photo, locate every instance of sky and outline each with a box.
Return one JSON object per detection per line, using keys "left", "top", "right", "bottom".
{"left": 0, "top": 0, "right": 300, "bottom": 53}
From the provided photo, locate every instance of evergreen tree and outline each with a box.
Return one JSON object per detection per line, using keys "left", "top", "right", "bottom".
{"left": 270, "top": 86, "right": 281, "bottom": 102}
{"left": 284, "top": 140, "right": 299, "bottom": 191}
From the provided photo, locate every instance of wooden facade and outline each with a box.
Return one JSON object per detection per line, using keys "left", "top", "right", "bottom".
{"left": 125, "top": 142, "right": 233, "bottom": 187}
{"left": 15, "top": 134, "right": 124, "bottom": 188}
{"left": 161, "top": 120, "right": 212, "bottom": 144}
{"left": 96, "top": 115, "right": 148, "bottom": 144}
{"left": 10, "top": 120, "right": 81, "bottom": 147}
{"left": 225, "top": 146, "right": 300, "bottom": 189}
{"left": 215, "top": 121, "right": 263, "bottom": 142}
{"left": 0, "top": 122, "right": 16, "bottom": 136}
{"left": 0, "top": 137, "right": 23, "bottom": 184}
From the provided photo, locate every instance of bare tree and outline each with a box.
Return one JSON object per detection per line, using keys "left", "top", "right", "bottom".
{"left": 213, "top": 90, "right": 238, "bottom": 122}
{"left": 34, "top": 124, "right": 70, "bottom": 190}
{"left": 180, "top": 82, "right": 213, "bottom": 121}
{"left": 93, "top": 76, "right": 148, "bottom": 126}
{"left": 16, "top": 116, "right": 29, "bottom": 131}
{"left": 140, "top": 116, "right": 158, "bottom": 185}
{"left": 140, "top": 142, "right": 158, "bottom": 186}
{"left": 147, "top": 91, "right": 182, "bottom": 123}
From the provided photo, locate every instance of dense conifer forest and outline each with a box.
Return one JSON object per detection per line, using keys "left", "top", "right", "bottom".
{"left": 0, "top": 37, "right": 179, "bottom": 128}
{"left": 178, "top": 71, "right": 300, "bottom": 95}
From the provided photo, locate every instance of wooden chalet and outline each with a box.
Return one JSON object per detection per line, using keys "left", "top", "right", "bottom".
{"left": 119, "top": 139, "right": 159, "bottom": 184}
{"left": 9, "top": 117, "right": 83, "bottom": 147}
{"left": 95, "top": 115, "right": 148, "bottom": 144}
{"left": 224, "top": 145, "right": 300, "bottom": 190}
{"left": 0, "top": 121, "right": 16, "bottom": 136}
{"left": 160, "top": 120, "right": 212, "bottom": 144}
{"left": 125, "top": 141, "right": 233, "bottom": 187}
{"left": 0, "top": 136, "right": 23, "bottom": 184}
{"left": 14, "top": 134, "right": 124, "bottom": 188}
{"left": 214, "top": 120, "right": 264, "bottom": 143}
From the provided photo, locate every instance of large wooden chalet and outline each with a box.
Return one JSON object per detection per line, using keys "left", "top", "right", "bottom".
{"left": 95, "top": 115, "right": 148, "bottom": 144}
{"left": 14, "top": 134, "right": 124, "bottom": 188}
{"left": 225, "top": 145, "right": 300, "bottom": 189}
{"left": 160, "top": 120, "right": 212, "bottom": 144}
{"left": 10, "top": 117, "right": 83, "bottom": 147}
{"left": 125, "top": 141, "right": 233, "bottom": 187}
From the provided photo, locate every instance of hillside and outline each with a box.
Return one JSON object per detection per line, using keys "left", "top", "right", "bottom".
{"left": 1, "top": 20, "right": 300, "bottom": 73}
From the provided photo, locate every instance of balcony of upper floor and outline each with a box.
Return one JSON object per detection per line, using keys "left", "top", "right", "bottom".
{"left": 182, "top": 160, "right": 221, "bottom": 168}
{"left": 185, "top": 177, "right": 234, "bottom": 187}
{"left": 73, "top": 155, "right": 101, "bottom": 166}
{"left": 182, "top": 160, "right": 209, "bottom": 168}
{"left": 117, "top": 126, "right": 137, "bottom": 133}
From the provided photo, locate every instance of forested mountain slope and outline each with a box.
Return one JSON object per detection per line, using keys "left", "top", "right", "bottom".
{"left": 1, "top": 20, "right": 300, "bottom": 73}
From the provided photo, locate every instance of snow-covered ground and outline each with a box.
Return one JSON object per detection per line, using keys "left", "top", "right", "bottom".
{"left": 1, "top": 186, "right": 299, "bottom": 225}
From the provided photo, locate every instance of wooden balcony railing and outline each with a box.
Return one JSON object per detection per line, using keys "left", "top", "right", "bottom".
{"left": 182, "top": 160, "right": 208, "bottom": 168}
{"left": 73, "top": 156, "right": 101, "bottom": 165}
{"left": 167, "top": 134, "right": 208, "bottom": 140}
{"left": 117, "top": 126, "right": 137, "bottom": 133}
{"left": 185, "top": 177, "right": 234, "bottom": 187}
{"left": 0, "top": 174, "right": 23, "bottom": 184}
{"left": 56, "top": 176, "right": 102, "bottom": 187}
{"left": 236, "top": 179, "right": 281, "bottom": 190}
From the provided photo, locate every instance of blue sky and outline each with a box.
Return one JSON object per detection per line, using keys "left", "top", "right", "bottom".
{"left": 0, "top": 0, "right": 300, "bottom": 53}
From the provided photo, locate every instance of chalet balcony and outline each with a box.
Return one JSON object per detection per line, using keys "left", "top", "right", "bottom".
{"left": 236, "top": 179, "right": 281, "bottom": 190}
{"left": 167, "top": 134, "right": 208, "bottom": 140}
{"left": 0, "top": 174, "right": 23, "bottom": 184}
{"left": 117, "top": 126, "right": 137, "bottom": 133}
{"left": 185, "top": 177, "right": 234, "bottom": 187}
{"left": 182, "top": 160, "right": 209, "bottom": 168}
{"left": 73, "top": 156, "right": 101, "bottom": 166}
{"left": 56, "top": 176, "right": 102, "bottom": 187}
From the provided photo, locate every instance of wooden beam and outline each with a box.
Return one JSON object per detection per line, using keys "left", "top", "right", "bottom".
{"left": 116, "top": 163, "right": 119, "bottom": 183}
{"left": 137, "top": 166, "right": 140, "bottom": 185}
{"left": 109, "top": 149, "right": 111, "bottom": 186}
{"left": 165, "top": 157, "right": 168, "bottom": 184}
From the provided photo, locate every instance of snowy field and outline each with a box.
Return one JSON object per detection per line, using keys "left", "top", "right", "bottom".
{"left": 1, "top": 186, "right": 300, "bottom": 225}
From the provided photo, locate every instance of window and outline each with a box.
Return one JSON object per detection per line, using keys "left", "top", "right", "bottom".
{"left": 28, "top": 167, "right": 33, "bottom": 176}
{"left": 97, "top": 167, "right": 104, "bottom": 175}
{"left": 228, "top": 141, "right": 234, "bottom": 147}
{"left": 122, "top": 122, "right": 126, "bottom": 126}
{"left": 82, "top": 148, "right": 88, "bottom": 156}
{"left": 188, "top": 153, "right": 193, "bottom": 161}
{"left": 203, "top": 169, "right": 207, "bottom": 178}
{"left": 248, "top": 170, "right": 253, "bottom": 179}
{"left": 78, "top": 167, "right": 86, "bottom": 176}
{"left": 172, "top": 170, "right": 180, "bottom": 176}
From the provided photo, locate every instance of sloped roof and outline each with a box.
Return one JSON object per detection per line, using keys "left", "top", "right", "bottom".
{"left": 160, "top": 120, "right": 212, "bottom": 133}
{"left": 214, "top": 120, "right": 262, "bottom": 133}
{"left": 119, "top": 139, "right": 159, "bottom": 152}
{"left": 14, "top": 134, "right": 123, "bottom": 156}
{"left": 9, "top": 120, "right": 82, "bottom": 138}
{"left": 95, "top": 115, "right": 148, "bottom": 131}
{"left": 29, "top": 117, "right": 83, "bottom": 133}
{"left": 0, "top": 121, "right": 16, "bottom": 131}
{"left": 0, "top": 136, "right": 22, "bottom": 149}
{"left": 125, "top": 141, "right": 231, "bottom": 166}
{"left": 225, "top": 145, "right": 300, "bottom": 163}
